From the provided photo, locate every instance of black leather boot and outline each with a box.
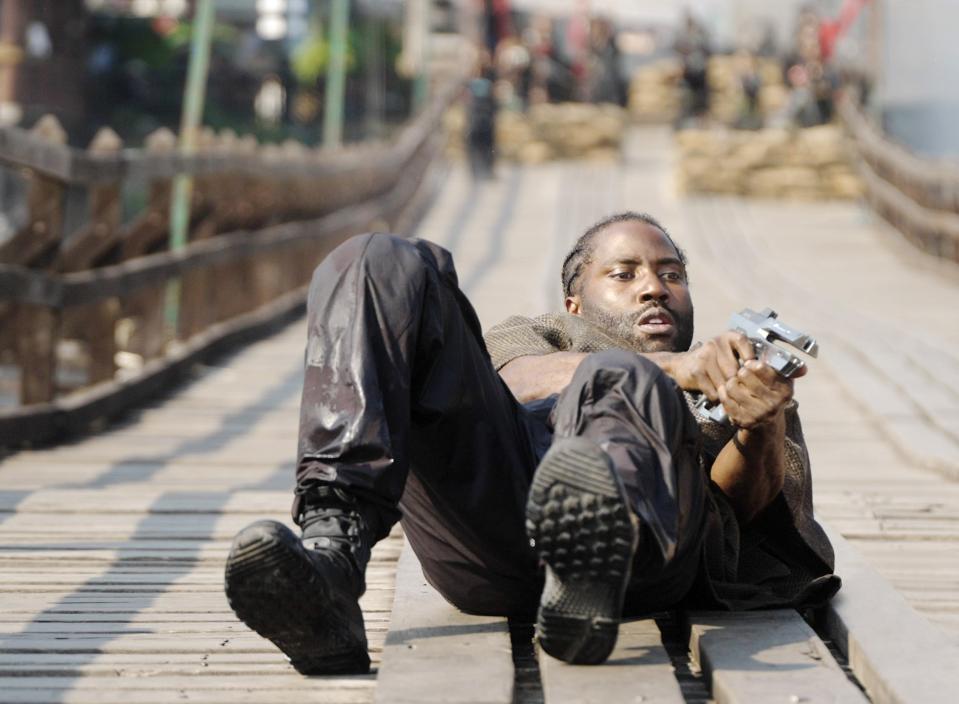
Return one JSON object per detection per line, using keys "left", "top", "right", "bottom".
{"left": 224, "top": 488, "right": 373, "bottom": 675}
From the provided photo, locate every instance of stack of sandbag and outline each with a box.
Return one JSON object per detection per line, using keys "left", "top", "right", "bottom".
{"left": 628, "top": 59, "right": 682, "bottom": 122}
{"left": 706, "top": 55, "right": 788, "bottom": 125}
{"left": 628, "top": 54, "right": 790, "bottom": 126}
{"left": 676, "top": 124, "right": 864, "bottom": 199}
{"left": 510, "top": 102, "right": 626, "bottom": 162}
{"left": 443, "top": 102, "right": 627, "bottom": 163}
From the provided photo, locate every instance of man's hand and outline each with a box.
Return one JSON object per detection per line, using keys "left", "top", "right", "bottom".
{"left": 663, "top": 331, "right": 755, "bottom": 401}
{"left": 710, "top": 360, "right": 808, "bottom": 523}
{"left": 717, "top": 359, "right": 804, "bottom": 429}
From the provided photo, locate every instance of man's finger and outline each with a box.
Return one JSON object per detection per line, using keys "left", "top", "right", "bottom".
{"left": 716, "top": 341, "right": 741, "bottom": 380}
{"left": 727, "top": 331, "right": 755, "bottom": 362}
{"left": 697, "top": 371, "right": 719, "bottom": 401}
{"left": 741, "top": 359, "right": 778, "bottom": 383}
{"left": 703, "top": 358, "right": 729, "bottom": 397}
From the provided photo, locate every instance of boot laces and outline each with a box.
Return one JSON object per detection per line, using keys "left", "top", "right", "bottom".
{"left": 298, "top": 486, "right": 372, "bottom": 593}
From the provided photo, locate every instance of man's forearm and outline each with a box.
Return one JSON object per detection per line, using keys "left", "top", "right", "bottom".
{"left": 498, "top": 352, "right": 587, "bottom": 402}
{"left": 499, "top": 350, "right": 688, "bottom": 403}
{"left": 711, "top": 411, "right": 787, "bottom": 523}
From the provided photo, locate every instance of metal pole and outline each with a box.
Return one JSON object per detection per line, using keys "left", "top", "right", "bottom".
{"left": 165, "top": 0, "right": 216, "bottom": 334}
{"left": 403, "top": 0, "right": 429, "bottom": 111}
{"left": 323, "top": 0, "right": 350, "bottom": 148}
{"left": 415, "top": 0, "right": 430, "bottom": 111}
{"left": 364, "top": 14, "right": 384, "bottom": 139}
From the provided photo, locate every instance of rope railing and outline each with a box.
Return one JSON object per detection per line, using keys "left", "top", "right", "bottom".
{"left": 0, "top": 76, "right": 464, "bottom": 445}
{"left": 838, "top": 91, "right": 959, "bottom": 262}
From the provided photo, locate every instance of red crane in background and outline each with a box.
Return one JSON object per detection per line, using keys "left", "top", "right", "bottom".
{"left": 819, "top": 0, "right": 873, "bottom": 62}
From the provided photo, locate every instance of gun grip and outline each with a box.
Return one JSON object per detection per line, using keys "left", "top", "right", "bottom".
{"left": 692, "top": 395, "right": 731, "bottom": 425}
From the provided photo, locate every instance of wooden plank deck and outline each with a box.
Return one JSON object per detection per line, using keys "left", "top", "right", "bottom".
{"left": 2, "top": 126, "right": 959, "bottom": 702}
{"left": 375, "top": 546, "right": 514, "bottom": 704}
{"left": 0, "top": 325, "right": 399, "bottom": 703}
{"left": 687, "top": 611, "right": 867, "bottom": 704}
{"left": 537, "top": 619, "right": 685, "bottom": 704}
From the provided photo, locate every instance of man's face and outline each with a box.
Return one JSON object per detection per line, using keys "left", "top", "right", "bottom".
{"left": 566, "top": 221, "right": 694, "bottom": 353}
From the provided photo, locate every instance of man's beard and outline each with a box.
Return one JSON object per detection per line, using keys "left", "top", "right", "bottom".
{"left": 580, "top": 299, "right": 695, "bottom": 353}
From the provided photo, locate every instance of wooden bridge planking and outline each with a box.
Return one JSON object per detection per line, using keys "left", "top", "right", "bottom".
{"left": 537, "top": 618, "right": 685, "bottom": 704}
{"left": 374, "top": 545, "right": 514, "bottom": 704}
{"left": 688, "top": 610, "right": 868, "bottom": 704}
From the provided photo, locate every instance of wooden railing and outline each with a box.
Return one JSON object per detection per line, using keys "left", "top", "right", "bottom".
{"left": 838, "top": 91, "right": 959, "bottom": 262}
{"left": 0, "top": 79, "right": 461, "bottom": 446}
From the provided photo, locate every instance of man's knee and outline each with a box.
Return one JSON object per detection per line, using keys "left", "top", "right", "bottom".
{"left": 571, "top": 349, "right": 686, "bottom": 419}
{"left": 576, "top": 349, "right": 674, "bottom": 391}
{"left": 312, "top": 232, "right": 425, "bottom": 285}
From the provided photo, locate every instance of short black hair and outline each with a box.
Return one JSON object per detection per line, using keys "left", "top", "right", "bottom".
{"left": 560, "top": 212, "right": 688, "bottom": 298}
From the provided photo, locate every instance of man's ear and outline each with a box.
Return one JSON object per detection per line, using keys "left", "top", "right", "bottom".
{"left": 565, "top": 295, "right": 582, "bottom": 315}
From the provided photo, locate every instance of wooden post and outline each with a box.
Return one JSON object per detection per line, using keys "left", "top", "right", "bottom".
{"left": 73, "top": 128, "right": 123, "bottom": 385}
{"left": 58, "top": 128, "right": 123, "bottom": 271}
{"left": 122, "top": 128, "right": 176, "bottom": 259}
{"left": 8, "top": 115, "right": 68, "bottom": 405}
{"left": 234, "top": 134, "right": 262, "bottom": 229}
{"left": 189, "top": 125, "right": 220, "bottom": 241}
{"left": 179, "top": 126, "right": 220, "bottom": 338}
{"left": 0, "top": 115, "right": 67, "bottom": 266}
{"left": 121, "top": 128, "right": 176, "bottom": 363}
{"left": 16, "top": 304, "right": 60, "bottom": 405}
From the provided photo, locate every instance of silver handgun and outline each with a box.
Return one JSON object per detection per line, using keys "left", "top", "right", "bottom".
{"left": 693, "top": 308, "right": 819, "bottom": 424}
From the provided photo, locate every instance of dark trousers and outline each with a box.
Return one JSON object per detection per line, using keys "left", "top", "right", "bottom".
{"left": 294, "top": 234, "right": 708, "bottom": 617}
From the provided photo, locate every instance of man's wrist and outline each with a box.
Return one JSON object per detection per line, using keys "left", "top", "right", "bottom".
{"left": 734, "top": 409, "right": 785, "bottom": 449}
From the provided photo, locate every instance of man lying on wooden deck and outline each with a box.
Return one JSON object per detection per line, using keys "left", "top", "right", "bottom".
{"left": 223, "top": 212, "right": 840, "bottom": 674}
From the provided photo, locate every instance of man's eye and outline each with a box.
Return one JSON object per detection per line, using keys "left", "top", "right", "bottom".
{"left": 610, "top": 271, "right": 634, "bottom": 280}
{"left": 661, "top": 271, "right": 684, "bottom": 282}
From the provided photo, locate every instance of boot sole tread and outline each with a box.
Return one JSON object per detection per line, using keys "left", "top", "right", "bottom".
{"left": 526, "top": 438, "right": 637, "bottom": 665}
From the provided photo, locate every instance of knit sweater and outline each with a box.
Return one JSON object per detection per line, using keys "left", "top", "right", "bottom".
{"left": 485, "top": 312, "right": 839, "bottom": 609}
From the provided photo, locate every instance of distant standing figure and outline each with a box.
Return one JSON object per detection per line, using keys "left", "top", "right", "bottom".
{"left": 675, "top": 12, "right": 712, "bottom": 124}
{"left": 467, "top": 64, "right": 497, "bottom": 179}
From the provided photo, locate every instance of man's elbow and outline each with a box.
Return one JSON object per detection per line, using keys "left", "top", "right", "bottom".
{"left": 738, "top": 479, "right": 784, "bottom": 525}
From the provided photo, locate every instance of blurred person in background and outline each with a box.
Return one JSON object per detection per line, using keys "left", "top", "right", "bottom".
{"left": 733, "top": 50, "right": 763, "bottom": 130}
{"left": 584, "top": 17, "right": 625, "bottom": 106}
{"left": 493, "top": 35, "right": 530, "bottom": 111}
{"left": 466, "top": 51, "right": 498, "bottom": 180}
{"left": 777, "top": 1, "right": 859, "bottom": 128}
{"left": 524, "top": 14, "right": 575, "bottom": 104}
{"left": 674, "top": 11, "right": 711, "bottom": 125}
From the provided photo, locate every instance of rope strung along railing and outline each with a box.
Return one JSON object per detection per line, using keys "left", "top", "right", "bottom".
{"left": 838, "top": 91, "right": 959, "bottom": 263}
{"left": 0, "top": 76, "right": 464, "bottom": 446}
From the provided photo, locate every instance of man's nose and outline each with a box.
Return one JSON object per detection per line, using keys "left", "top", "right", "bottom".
{"left": 638, "top": 274, "right": 669, "bottom": 302}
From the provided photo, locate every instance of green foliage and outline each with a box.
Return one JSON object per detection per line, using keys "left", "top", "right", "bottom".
{"left": 166, "top": 19, "right": 239, "bottom": 51}
{"left": 291, "top": 35, "right": 330, "bottom": 85}
{"left": 291, "top": 26, "right": 368, "bottom": 87}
